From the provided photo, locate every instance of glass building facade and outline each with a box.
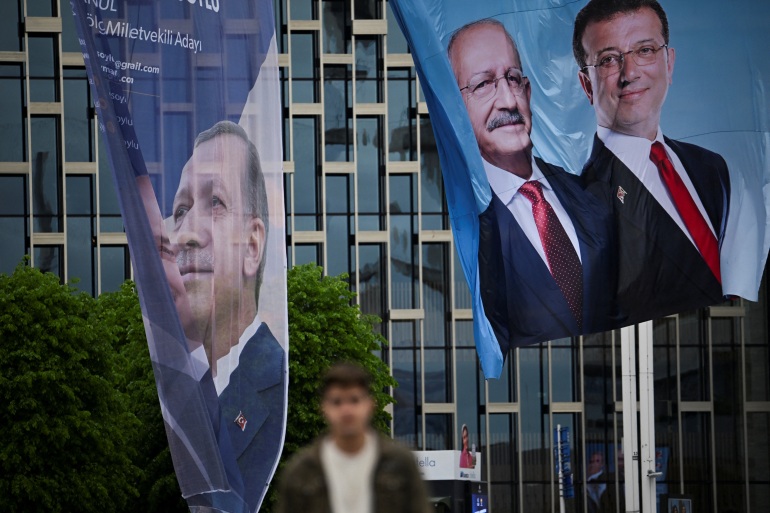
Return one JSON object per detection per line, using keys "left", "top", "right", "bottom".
{"left": 1, "top": 1, "right": 768, "bottom": 512}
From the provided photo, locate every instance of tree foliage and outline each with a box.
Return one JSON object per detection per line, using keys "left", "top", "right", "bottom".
{"left": 0, "top": 261, "right": 139, "bottom": 513}
{"left": 0, "top": 261, "right": 394, "bottom": 513}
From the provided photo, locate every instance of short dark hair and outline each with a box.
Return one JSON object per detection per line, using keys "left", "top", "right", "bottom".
{"left": 572, "top": 0, "right": 670, "bottom": 69}
{"left": 447, "top": 18, "right": 523, "bottom": 79}
{"left": 194, "top": 120, "right": 270, "bottom": 302}
{"left": 320, "top": 362, "right": 373, "bottom": 397}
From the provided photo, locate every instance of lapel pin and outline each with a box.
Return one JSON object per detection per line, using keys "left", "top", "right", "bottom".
{"left": 616, "top": 186, "right": 627, "bottom": 204}
{"left": 234, "top": 411, "right": 248, "bottom": 431}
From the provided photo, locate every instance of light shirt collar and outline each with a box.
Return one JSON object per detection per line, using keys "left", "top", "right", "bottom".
{"left": 213, "top": 314, "right": 262, "bottom": 395}
{"left": 597, "top": 125, "right": 665, "bottom": 173}
{"left": 482, "top": 154, "right": 552, "bottom": 206}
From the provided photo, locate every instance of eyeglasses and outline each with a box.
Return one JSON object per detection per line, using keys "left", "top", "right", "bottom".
{"left": 460, "top": 68, "right": 528, "bottom": 102}
{"left": 582, "top": 43, "right": 668, "bottom": 77}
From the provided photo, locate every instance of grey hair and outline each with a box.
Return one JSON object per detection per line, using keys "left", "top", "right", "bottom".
{"left": 447, "top": 18, "right": 523, "bottom": 80}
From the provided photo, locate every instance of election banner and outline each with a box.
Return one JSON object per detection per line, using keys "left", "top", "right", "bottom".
{"left": 69, "top": 0, "right": 287, "bottom": 511}
{"left": 388, "top": 0, "right": 770, "bottom": 378}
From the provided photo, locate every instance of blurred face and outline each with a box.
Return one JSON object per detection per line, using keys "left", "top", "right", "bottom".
{"left": 451, "top": 24, "right": 532, "bottom": 172}
{"left": 322, "top": 385, "right": 375, "bottom": 439}
{"left": 579, "top": 7, "right": 675, "bottom": 140}
{"left": 171, "top": 134, "right": 265, "bottom": 354}
{"left": 588, "top": 452, "right": 604, "bottom": 475}
{"left": 462, "top": 428, "right": 469, "bottom": 450}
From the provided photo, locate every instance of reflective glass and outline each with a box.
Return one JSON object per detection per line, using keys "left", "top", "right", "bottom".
{"left": 28, "top": 36, "right": 58, "bottom": 102}
{"left": 389, "top": 214, "right": 416, "bottom": 309}
{"left": 66, "top": 176, "right": 95, "bottom": 296}
{"left": 31, "top": 117, "right": 62, "bottom": 232}
{"left": 0, "top": 0, "right": 22, "bottom": 51}
{"left": 393, "top": 347, "right": 420, "bottom": 448}
{"left": 357, "top": 244, "right": 384, "bottom": 318}
{"left": 679, "top": 310, "right": 710, "bottom": 402}
{"left": 97, "top": 133, "right": 124, "bottom": 232}
{"left": 390, "top": 320, "right": 418, "bottom": 348}
{"left": 0, "top": 64, "right": 25, "bottom": 161}
{"left": 291, "top": 33, "right": 318, "bottom": 103}
{"left": 424, "top": 348, "right": 450, "bottom": 403}
{"left": 453, "top": 244, "right": 471, "bottom": 309}
{"left": 354, "top": 0, "right": 379, "bottom": 19}
{"left": 551, "top": 338, "right": 580, "bottom": 403}
{"left": 324, "top": 65, "right": 352, "bottom": 162}
{"left": 456, "top": 348, "right": 481, "bottom": 438}
{"left": 100, "top": 245, "right": 128, "bottom": 293}
{"left": 747, "top": 413, "right": 770, "bottom": 513}
{"left": 0, "top": 175, "right": 28, "bottom": 275}
{"left": 488, "top": 354, "right": 516, "bottom": 403}
{"left": 322, "top": 0, "right": 349, "bottom": 53}
{"left": 34, "top": 245, "right": 62, "bottom": 278}
{"left": 681, "top": 412, "right": 713, "bottom": 512}
{"left": 355, "top": 37, "right": 380, "bottom": 103}
{"left": 293, "top": 117, "right": 319, "bottom": 230}
{"left": 64, "top": 69, "right": 94, "bottom": 162}
{"left": 326, "top": 214, "right": 350, "bottom": 278}
{"left": 356, "top": 116, "right": 381, "bottom": 222}
{"left": 61, "top": 0, "right": 83, "bottom": 53}
{"left": 26, "top": 0, "right": 54, "bottom": 18}
{"left": 425, "top": 413, "right": 452, "bottom": 450}
{"left": 387, "top": 68, "right": 416, "bottom": 161}
{"left": 420, "top": 117, "right": 445, "bottom": 229}
{"left": 422, "top": 242, "right": 448, "bottom": 346}
{"left": 294, "top": 243, "right": 321, "bottom": 266}
{"left": 274, "top": 0, "right": 288, "bottom": 52}
{"left": 290, "top": 0, "right": 316, "bottom": 20}
{"left": 386, "top": 1, "right": 408, "bottom": 54}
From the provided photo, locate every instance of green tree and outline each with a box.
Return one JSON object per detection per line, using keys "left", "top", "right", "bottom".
{"left": 260, "top": 263, "right": 396, "bottom": 512}
{"left": 96, "top": 282, "right": 187, "bottom": 513}
{"left": 0, "top": 261, "right": 139, "bottom": 513}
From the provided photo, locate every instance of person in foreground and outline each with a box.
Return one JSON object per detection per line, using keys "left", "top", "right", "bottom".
{"left": 448, "top": 18, "right": 617, "bottom": 349}
{"left": 574, "top": 0, "right": 730, "bottom": 324}
{"left": 277, "top": 362, "right": 430, "bottom": 513}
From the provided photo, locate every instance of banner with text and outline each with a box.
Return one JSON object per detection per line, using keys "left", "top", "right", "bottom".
{"left": 389, "top": 0, "right": 770, "bottom": 378}
{"left": 70, "top": 0, "right": 287, "bottom": 511}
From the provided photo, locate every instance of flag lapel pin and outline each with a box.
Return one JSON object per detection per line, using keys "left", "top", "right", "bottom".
{"left": 616, "top": 186, "right": 627, "bottom": 204}
{"left": 234, "top": 411, "right": 247, "bottom": 431}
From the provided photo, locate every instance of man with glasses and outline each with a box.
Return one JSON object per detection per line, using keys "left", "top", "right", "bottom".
{"left": 574, "top": 0, "right": 730, "bottom": 324}
{"left": 277, "top": 362, "right": 429, "bottom": 513}
{"left": 448, "top": 18, "right": 617, "bottom": 348}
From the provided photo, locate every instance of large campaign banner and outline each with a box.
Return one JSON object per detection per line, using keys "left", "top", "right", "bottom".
{"left": 69, "top": 0, "right": 286, "bottom": 511}
{"left": 389, "top": 0, "right": 770, "bottom": 378}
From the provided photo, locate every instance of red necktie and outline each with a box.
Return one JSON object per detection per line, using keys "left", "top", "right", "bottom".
{"left": 518, "top": 180, "right": 583, "bottom": 330}
{"left": 649, "top": 142, "right": 721, "bottom": 283}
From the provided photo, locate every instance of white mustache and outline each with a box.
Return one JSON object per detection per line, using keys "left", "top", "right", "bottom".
{"left": 487, "top": 110, "right": 524, "bottom": 131}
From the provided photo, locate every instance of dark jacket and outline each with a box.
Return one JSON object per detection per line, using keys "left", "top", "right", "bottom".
{"left": 276, "top": 434, "right": 430, "bottom": 513}
{"left": 581, "top": 135, "right": 730, "bottom": 325}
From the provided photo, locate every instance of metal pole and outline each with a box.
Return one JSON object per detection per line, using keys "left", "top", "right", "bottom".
{"left": 638, "top": 321, "right": 660, "bottom": 512}
{"left": 620, "top": 325, "right": 640, "bottom": 513}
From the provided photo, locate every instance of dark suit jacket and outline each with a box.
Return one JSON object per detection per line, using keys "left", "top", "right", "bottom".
{"left": 478, "top": 157, "right": 617, "bottom": 353}
{"left": 580, "top": 135, "right": 730, "bottom": 325}
{"left": 187, "top": 322, "right": 287, "bottom": 513}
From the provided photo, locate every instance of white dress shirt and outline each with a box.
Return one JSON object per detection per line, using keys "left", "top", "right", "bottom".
{"left": 597, "top": 126, "right": 717, "bottom": 247}
{"left": 483, "top": 156, "right": 582, "bottom": 268}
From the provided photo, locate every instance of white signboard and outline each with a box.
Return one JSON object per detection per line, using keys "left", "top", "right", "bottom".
{"left": 413, "top": 450, "right": 482, "bottom": 481}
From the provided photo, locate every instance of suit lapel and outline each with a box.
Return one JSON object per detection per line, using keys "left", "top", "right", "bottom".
{"left": 219, "top": 324, "right": 284, "bottom": 458}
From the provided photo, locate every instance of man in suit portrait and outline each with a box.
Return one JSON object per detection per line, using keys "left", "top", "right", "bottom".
{"left": 169, "top": 120, "right": 286, "bottom": 512}
{"left": 448, "top": 18, "right": 616, "bottom": 349}
{"left": 573, "top": 0, "right": 730, "bottom": 324}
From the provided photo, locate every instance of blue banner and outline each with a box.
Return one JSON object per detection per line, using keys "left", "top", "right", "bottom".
{"left": 389, "top": 0, "right": 770, "bottom": 378}
{"left": 69, "top": 0, "right": 287, "bottom": 511}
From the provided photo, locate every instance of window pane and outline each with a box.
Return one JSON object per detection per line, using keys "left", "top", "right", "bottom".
{"left": 64, "top": 70, "right": 94, "bottom": 162}
{"left": 356, "top": 116, "right": 382, "bottom": 227}
{"left": 290, "top": 0, "right": 316, "bottom": 20}
{"left": 355, "top": 37, "right": 381, "bottom": 103}
{"left": 387, "top": 68, "right": 416, "bottom": 161}
{"left": 420, "top": 117, "right": 445, "bottom": 229}
{"left": 424, "top": 348, "right": 450, "bottom": 403}
{"left": 324, "top": 65, "right": 352, "bottom": 162}
{"left": 357, "top": 244, "right": 384, "bottom": 319}
{"left": 423, "top": 242, "right": 448, "bottom": 345}
{"left": 0, "top": 0, "right": 22, "bottom": 51}
{"left": 31, "top": 117, "right": 62, "bottom": 232}
{"left": 393, "top": 348, "right": 420, "bottom": 448}
{"left": 34, "top": 245, "right": 62, "bottom": 278}
{"left": 747, "top": 413, "right": 770, "bottom": 513}
{"left": 425, "top": 413, "right": 452, "bottom": 450}
{"left": 294, "top": 243, "right": 321, "bottom": 266}
{"left": 354, "top": 0, "right": 379, "bottom": 19}
{"left": 291, "top": 32, "right": 318, "bottom": 103}
{"left": 100, "top": 245, "right": 129, "bottom": 293}
{"left": 489, "top": 413, "right": 519, "bottom": 513}
{"left": 322, "top": 0, "right": 350, "bottom": 53}
{"left": 0, "top": 175, "right": 28, "bottom": 275}
{"left": 0, "top": 64, "right": 26, "bottom": 161}
{"left": 28, "top": 36, "right": 58, "bottom": 102}
{"left": 386, "top": 1, "right": 408, "bottom": 54}
{"left": 293, "top": 117, "right": 319, "bottom": 230}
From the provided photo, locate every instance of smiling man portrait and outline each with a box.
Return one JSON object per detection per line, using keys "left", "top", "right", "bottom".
{"left": 448, "top": 18, "right": 617, "bottom": 350}
{"left": 574, "top": 0, "right": 731, "bottom": 324}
